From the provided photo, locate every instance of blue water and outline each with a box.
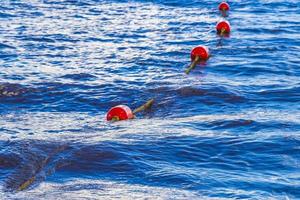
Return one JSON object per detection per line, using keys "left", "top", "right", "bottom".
{"left": 0, "top": 0, "right": 300, "bottom": 199}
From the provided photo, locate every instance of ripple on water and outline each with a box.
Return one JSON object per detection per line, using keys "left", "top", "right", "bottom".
{"left": 0, "top": 0, "right": 300, "bottom": 199}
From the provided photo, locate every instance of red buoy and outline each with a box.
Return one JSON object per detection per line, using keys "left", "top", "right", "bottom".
{"left": 218, "top": 2, "right": 230, "bottom": 11}
{"left": 190, "top": 45, "right": 210, "bottom": 61}
{"left": 185, "top": 45, "right": 210, "bottom": 74}
{"left": 106, "top": 105, "right": 134, "bottom": 121}
{"left": 216, "top": 20, "right": 231, "bottom": 34}
{"left": 106, "top": 99, "right": 154, "bottom": 122}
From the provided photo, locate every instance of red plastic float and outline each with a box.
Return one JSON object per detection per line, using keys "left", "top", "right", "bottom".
{"left": 106, "top": 105, "right": 134, "bottom": 121}
{"left": 185, "top": 45, "right": 210, "bottom": 74}
{"left": 218, "top": 2, "right": 230, "bottom": 11}
{"left": 216, "top": 20, "right": 231, "bottom": 34}
{"left": 106, "top": 99, "right": 154, "bottom": 122}
{"left": 190, "top": 45, "right": 210, "bottom": 61}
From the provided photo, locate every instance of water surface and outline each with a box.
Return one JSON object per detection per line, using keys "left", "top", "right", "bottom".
{"left": 0, "top": 0, "right": 299, "bottom": 199}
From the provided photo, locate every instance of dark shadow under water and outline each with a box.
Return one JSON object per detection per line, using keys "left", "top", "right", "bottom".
{"left": 1, "top": 136, "right": 299, "bottom": 198}
{"left": 0, "top": 81, "right": 247, "bottom": 118}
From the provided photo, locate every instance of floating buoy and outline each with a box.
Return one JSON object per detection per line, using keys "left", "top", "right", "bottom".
{"left": 106, "top": 99, "right": 154, "bottom": 121}
{"left": 218, "top": 2, "right": 230, "bottom": 12}
{"left": 216, "top": 20, "right": 231, "bottom": 35}
{"left": 185, "top": 46, "right": 210, "bottom": 74}
{"left": 191, "top": 46, "right": 210, "bottom": 61}
{"left": 218, "top": 2, "right": 230, "bottom": 17}
{"left": 106, "top": 105, "right": 134, "bottom": 121}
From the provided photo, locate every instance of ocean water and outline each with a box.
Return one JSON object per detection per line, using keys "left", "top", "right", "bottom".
{"left": 0, "top": 0, "right": 299, "bottom": 199}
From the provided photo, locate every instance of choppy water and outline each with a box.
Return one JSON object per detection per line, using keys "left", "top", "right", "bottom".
{"left": 0, "top": 0, "right": 300, "bottom": 199}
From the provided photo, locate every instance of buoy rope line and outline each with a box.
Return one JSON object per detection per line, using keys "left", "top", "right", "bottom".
{"left": 107, "top": 1, "right": 231, "bottom": 122}
{"left": 185, "top": 1, "right": 231, "bottom": 74}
